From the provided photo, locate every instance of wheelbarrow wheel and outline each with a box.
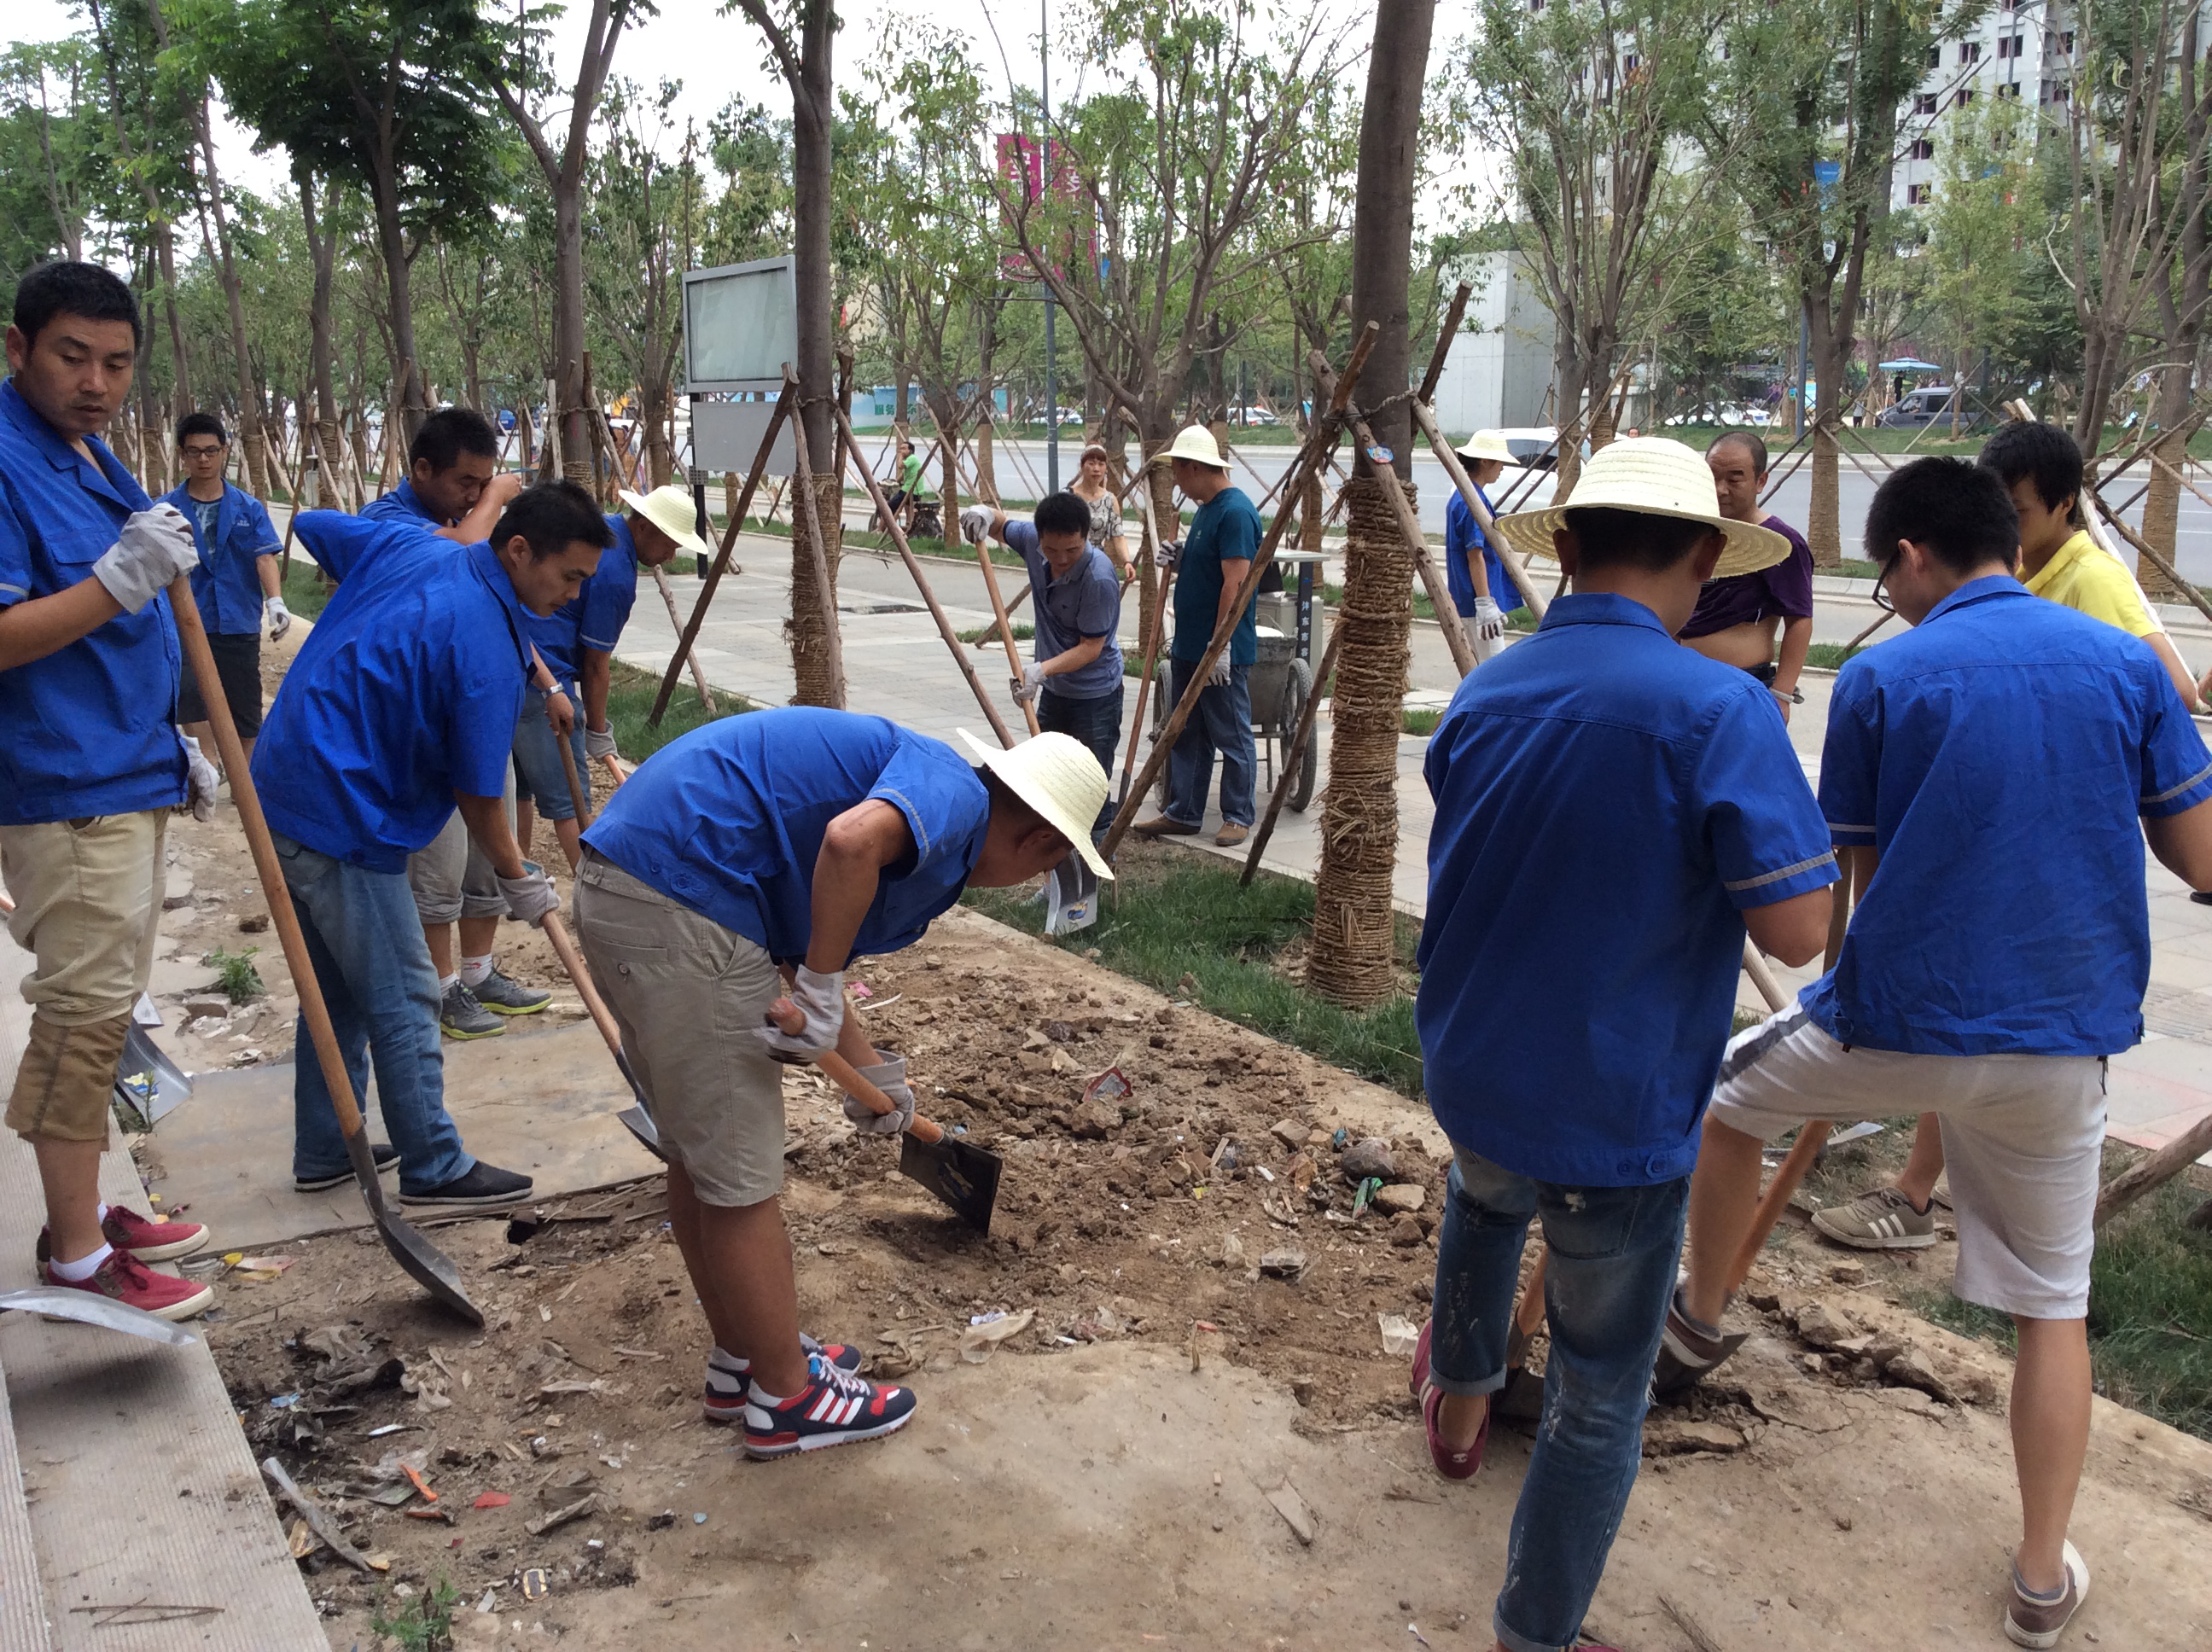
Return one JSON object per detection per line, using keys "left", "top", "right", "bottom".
{"left": 1284, "top": 655, "right": 1318, "bottom": 811}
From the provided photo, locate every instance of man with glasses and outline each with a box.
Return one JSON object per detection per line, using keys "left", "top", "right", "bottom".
{"left": 164, "top": 412, "right": 286, "bottom": 771}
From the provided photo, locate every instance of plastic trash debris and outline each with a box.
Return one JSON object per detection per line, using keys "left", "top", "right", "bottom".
{"left": 692, "top": 1512, "right": 707, "bottom": 1526}
{"left": 1082, "top": 1066, "right": 1132, "bottom": 1108}
{"left": 267, "top": 1393, "right": 300, "bottom": 1409}
{"left": 959, "top": 1306, "right": 1036, "bottom": 1363}
{"left": 1259, "top": 1248, "right": 1308, "bottom": 1280}
{"left": 1377, "top": 1313, "right": 1420, "bottom": 1358}
{"left": 521, "top": 1568, "right": 549, "bottom": 1602}
{"left": 473, "top": 1492, "right": 510, "bottom": 1509}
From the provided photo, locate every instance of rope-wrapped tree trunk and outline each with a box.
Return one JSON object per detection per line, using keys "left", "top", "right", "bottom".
{"left": 1307, "top": 474, "right": 1413, "bottom": 1007}
{"left": 788, "top": 468, "right": 844, "bottom": 707}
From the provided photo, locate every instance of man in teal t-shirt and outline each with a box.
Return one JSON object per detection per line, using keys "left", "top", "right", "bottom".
{"left": 1132, "top": 425, "right": 1261, "bottom": 847}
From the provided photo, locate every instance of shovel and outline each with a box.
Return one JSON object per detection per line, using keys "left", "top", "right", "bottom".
{"left": 537, "top": 912, "right": 667, "bottom": 1167}
{"left": 768, "top": 1002, "right": 1002, "bottom": 1234}
{"left": 167, "top": 578, "right": 484, "bottom": 1327}
{"left": 0, "top": 1288, "right": 198, "bottom": 1347}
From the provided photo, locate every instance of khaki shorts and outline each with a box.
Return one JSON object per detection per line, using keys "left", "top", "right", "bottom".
{"left": 408, "top": 765, "right": 516, "bottom": 926}
{"left": 573, "top": 851, "right": 787, "bottom": 1207}
{"left": 1, "top": 810, "right": 168, "bottom": 1143}
{"left": 1708, "top": 1005, "right": 2106, "bottom": 1320}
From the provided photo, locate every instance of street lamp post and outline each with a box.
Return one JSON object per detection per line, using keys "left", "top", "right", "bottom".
{"left": 1041, "top": 0, "right": 1058, "bottom": 494}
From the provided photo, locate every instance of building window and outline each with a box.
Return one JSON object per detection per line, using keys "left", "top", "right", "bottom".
{"left": 1622, "top": 52, "right": 1639, "bottom": 73}
{"left": 1961, "top": 40, "right": 1982, "bottom": 62}
{"left": 1928, "top": 44, "right": 1942, "bottom": 67}
{"left": 1906, "top": 183, "right": 1930, "bottom": 205}
{"left": 1997, "top": 33, "right": 2023, "bottom": 57}
{"left": 2062, "top": 30, "right": 2075, "bottom": 51}
{"left": 1956, "top": 87, "right": 1976, "bottom": 106}
{"left": 1910, "top": 137, "right": 1936, "bottom": 160}
{"left": 1915, "top": 92, "right": 1939, "bottom": 114}
{"left": 1998, "top": 79, "right": 2021, "bottom": 97}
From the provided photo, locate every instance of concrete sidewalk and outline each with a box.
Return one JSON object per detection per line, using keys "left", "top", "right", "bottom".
{"left": 614, "top": 530, "right": 2212, "bottom": 1162}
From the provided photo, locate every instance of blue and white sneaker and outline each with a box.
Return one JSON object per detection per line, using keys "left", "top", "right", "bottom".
{"left": 702, "top": 1334, "right": 862, "bottom": 1423}
{"left": 743, "top": 1352, "right": 917, "bottom": 1459}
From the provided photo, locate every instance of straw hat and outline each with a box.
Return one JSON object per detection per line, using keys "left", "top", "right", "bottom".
{"left": 1455, "top": 429, "right": 1516, "bottom": 464}
{"left": 1148, "top": 425, "right": 1227, "bottom": 470}
{"left": 618, "top": 484, "right": 709, "bottom": 557}
{"left": 956, "top": 730, "right": 1115, "bottom": 878}
{"left": 1490, "top": 437, "right": 1790, "bottom": 579}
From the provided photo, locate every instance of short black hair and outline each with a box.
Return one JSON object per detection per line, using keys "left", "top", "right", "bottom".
{"left": 409, "top": 406, "right": 500, "bottom": 473}
{"left": 492, "top": 480, "right": 614, "bottom": 561}
{"left": 1562, "top": 505, "right": 1715, "bottom": 573}
{"left": 176, "top": 410, "right": 228, "bottom": 448}
{"left": 1864, "top": 457, "right": 2019, "bottom": 575}
{"left": 1033, "top": 491, "right": 1092, "bottom": 539}
{"left": 13, "top": 259, "right": 141, "bottom": 348}
{"left": 1708, "top": 429, "right": 1767, "bottom": 475}
{"left": 1977, "top": 421, "right": 2083, "bottom": 525}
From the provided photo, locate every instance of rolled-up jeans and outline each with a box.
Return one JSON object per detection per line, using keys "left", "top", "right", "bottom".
{"left": 274, "top": 833, "right": 473, "bottom": 1193}
{"left": 1164, "top": 657, "right": 1255, "bottom": 828}
{"left": 511, "top": 684, "right": 591, "bottom": 822}
{"left": 1428, "top": 1144, "right": 1689, "bottom": 1652}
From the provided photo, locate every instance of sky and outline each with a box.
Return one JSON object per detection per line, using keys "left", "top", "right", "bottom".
{"left": 13, "top": 0, "right": 1490, "bottom": 216}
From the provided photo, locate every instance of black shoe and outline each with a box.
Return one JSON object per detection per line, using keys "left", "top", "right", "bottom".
{"left": 294, "top": 1143, "right": 401, "bottom": 1193}
{"left": 397, "top": 1161, "right": 534, "bottom": 1209}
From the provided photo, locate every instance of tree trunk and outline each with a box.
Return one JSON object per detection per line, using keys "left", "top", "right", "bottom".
{"left": 1308, "top": 0, "right": 1432, "bottom": 1010}
{"left": 195, "top": 117, "right": 265, "bottom": 496}
{"left": 553, "top": 181, "right": 593, "bottom": 489}
{"left": 1141, "top": 433, "right": 1177, "bottom": 661}
{"left": 643, "top": 380, "right": 674, "bottom": 487}
{"left": 1804, "top": 300, "right": 1848, "bottom": 568}
{"left": 368, "top": 162, "right": 426, "bottom": 437}
{"left": 975, "top": 414, "right": 999, "bottom": 506}
{"left": 2140, "top": 372, "right": 2192, "bottom": 600}
{"left": 1551, "top": 332, "right": 1587, "bottom": 502}
{"left": 783, "top": 0, "right": 842, "bottom": 709}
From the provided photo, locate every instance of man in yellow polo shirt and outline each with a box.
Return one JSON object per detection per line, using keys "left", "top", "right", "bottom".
{"left": 1812, "top": 419, "right": 2207, "bottom": 1256}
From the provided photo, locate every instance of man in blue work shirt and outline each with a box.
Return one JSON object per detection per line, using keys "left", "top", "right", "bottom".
{"left": 1131, "top": 425, "right": 1262, "bottom": 846}
{"left": 362, "top": 406, "right": 550, "bottom": 1038}
{"left": 1412, "top": 439, "right": 1835, "bottom": 1652}
{"left": 1667, "top": 457, "right": 2212, "bottom": 1650}
{"left": 0, "top": 260, "right": 217, "bottom": 1321}
{"left": 165, "top": 410, "right": 287, "bottom": 770}
{"left": 1444, "top": 429, "right": 1521, "bottom": 661}
{"left": 575, "top": 710, "right": 1108, "bottom": 1457}
{"left": 515, "top": 483, "right": 702, "bottom": 872}
{"left": 259, "top": 482, "right": 613, "bottom": 1209}
{"left": 962, "top": 490, "right": 1127, "bottom": 835}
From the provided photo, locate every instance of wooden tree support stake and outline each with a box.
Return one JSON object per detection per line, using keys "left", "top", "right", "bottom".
{"left": 1240, "top": 625, "right": 1342, "bottom": 886}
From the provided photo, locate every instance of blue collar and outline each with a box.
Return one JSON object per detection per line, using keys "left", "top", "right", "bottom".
{"left": 0, "top": 380, "right": 133, "bottom": 509}
{"left": 463, "top": 538, "right": 533, "bottom": 665}
{"left": 391, "top": 479, "right": 453, "bottom": 526}
{"left": 1535, "top": 590, "right": 1674, "bottom": 637}
{"left": 1923, "top": 573, "right": 2029, "bottom": 625}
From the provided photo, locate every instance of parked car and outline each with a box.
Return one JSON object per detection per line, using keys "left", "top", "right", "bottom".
{"left": 1230, "top": 404, "right": 1280, "bottom": 426}
{"left": 1877, "top": 386, "right": 1964, "bottom": 428}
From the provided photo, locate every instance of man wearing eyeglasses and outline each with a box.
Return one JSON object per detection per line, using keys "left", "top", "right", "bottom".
{"left": 163, "top": 412, "right": 287, "bottom": 770}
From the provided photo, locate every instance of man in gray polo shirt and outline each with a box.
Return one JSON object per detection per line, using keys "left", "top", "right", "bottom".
{"left": 964, "top": 491, "right": 1126, "bottom": 836}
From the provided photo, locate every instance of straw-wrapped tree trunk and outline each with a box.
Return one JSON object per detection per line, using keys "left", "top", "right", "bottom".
{"left": 1306, "top": 0, "right": 1432, "bottom": 1009}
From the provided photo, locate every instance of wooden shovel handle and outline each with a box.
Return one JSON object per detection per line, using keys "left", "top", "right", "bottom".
{"left": 539, "top": 913, "right": 622, "bottom": 1058}
{"left": 766, "top": 998, "right": 944, "bottom": 1144}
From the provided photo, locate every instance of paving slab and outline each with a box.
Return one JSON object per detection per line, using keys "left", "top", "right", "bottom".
{"left": 142, "top": 1018, "right": 661, "bottom": 1254}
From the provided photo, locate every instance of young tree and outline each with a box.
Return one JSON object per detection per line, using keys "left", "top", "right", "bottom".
{"left": 0, "top": 41, "right": 99, "bottom": 278}
{"left": 1924, "top": 97, "right": 2039, "bottom": 438}
{"left": 587, "top": 79, "right": 694, "bottom": 486}
{"left": 1306, "top": 0, "right": 1434, "bottom": 1009}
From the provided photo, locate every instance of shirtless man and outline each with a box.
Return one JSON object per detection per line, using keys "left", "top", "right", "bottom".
{"left": 1677, "top": 432, "right": 1814, "bottom": 723}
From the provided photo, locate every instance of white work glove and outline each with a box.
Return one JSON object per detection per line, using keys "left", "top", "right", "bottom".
{"left": 1155, "top": 538, "right": 1183, "bottom": 569}
{"left": 1472, "top": 596, "right": 1505, "bottom": 643}
{"left": 264, "top": 595, "right": 292, "bottom": 641}
{"left": 1207, "top": 654, "right": 1232, "bottom": 689}
{"left": 1014, "top": 660, "right": 1048, "bottom": 705}
{"left": 179, "top": 734, "right": 219, "bottom": 821}
{"left": 759, "top": 965, "right": 845, "bottom": 1063}
{"left": 94, "top": 504, "right": 198, "bottom": 614}
{"left": 498, "top": 862, "right": 560, "bottom": 927}
{"left": 585, "top": 724, "right": 619, "bottom": 761}
{"left": 959, "top": 504, "right": 995, "bottom": 545}
{"left": 841, "top": 1052, "right": 916, "bottom": 1137}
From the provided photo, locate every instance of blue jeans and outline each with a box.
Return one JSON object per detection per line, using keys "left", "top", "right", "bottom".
{"left": 1429, "top": 1146, "right": 1690, "bottom": 1652}
{"left": 1037, "top": 683, "right": 1124, "bottom": 835}
{"left": 1165, "top": 658, "right": 1255, "bottom": 828}
{"left": 511, "top": 685, "right": 591, "bottom": 822}
{"left": 275, "top": 833, "right": 474, "bottom": 1192}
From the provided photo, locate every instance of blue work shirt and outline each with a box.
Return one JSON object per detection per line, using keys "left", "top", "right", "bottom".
{"left": 1005, "top": 521, "right": 1124, "bottom": 699}
{"left": 1444, "top": 487, "right": 1520, "bottom": 616}
{"left": 1417, "top": 592, "right": 1837, "bottom": 1187}
{"left": 160, "top": 480, "right": 279, "bottom": 636}
{"left": 528, "top": 513, "right": 639, "bottom": 691}
{"left": 0, "top": 379, "right": 184, "bottom": 825}
{"left": 358, "top": 479, "right": 447, "bottom": 527}
{"left": 1171, "top": 485, "right": 1262, "bottom": 666}
{"left": 252, "top": 512, "right": 533, "bottom": 872}
{"left": 1805, "top": 576, "right": 2212, "bottom": 1056}
{"left": 583, "top": 707, "right": 991, "bottom": 967}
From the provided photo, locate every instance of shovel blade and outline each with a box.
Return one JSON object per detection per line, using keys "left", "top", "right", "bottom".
{"left": 618, "top": 1105, "right": 671, "bottom": 1163}
{"left": 0, "top": 1288, "right": 199, "bottom": 1346}
{"left": 1042, "top": 853, "right": 1099, "bottom": 937}
{"left": 343, "top": 1129, "right": 484, "bottom": 1326}
{"left": 899, "top": 1132, "right": 1003, "bottom": 1234}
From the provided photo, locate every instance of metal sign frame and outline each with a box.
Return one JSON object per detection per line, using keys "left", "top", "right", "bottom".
{"left": 681, "top": 254, "right": 798, "bottom": 394}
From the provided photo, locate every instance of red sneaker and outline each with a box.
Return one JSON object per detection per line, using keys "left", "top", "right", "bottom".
{"left": 42, "top": 1248, "right": 213, "bottom": 1321}
{"left": 743, "top": 1353, "right": 916, "bottom": 1459}
{"left": 98, "top": 1206, "right": 209, "bottom": 1263}
{"left": 1410, "top": 1319, "right": 1487, "bottom": 1481}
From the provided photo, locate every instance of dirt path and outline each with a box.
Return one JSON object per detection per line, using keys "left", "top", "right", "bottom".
{"left": 156, "top": 891, "right": 2212, "bottom": 1650}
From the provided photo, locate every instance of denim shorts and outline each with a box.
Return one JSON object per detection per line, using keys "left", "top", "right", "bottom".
{"left": 512, "top": 685, "right": 592, "bottom": 821}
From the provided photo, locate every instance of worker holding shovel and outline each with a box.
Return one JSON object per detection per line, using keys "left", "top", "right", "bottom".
{"left": 253, "top": 483, "right": 612, "bottom": 1209}
{"left": 573, "top": 708, "right": 1107, "bottom": 1457}
{"left": 514, "top": 483, "right": 705, "bottom": 869}
{"left": 1666, "top": 460, "right": 2212, "bottom": 1649}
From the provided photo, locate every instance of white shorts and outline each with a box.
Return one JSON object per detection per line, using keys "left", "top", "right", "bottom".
{"left": 1707, "top": 1006, "right": 2106, "bottom": 1320}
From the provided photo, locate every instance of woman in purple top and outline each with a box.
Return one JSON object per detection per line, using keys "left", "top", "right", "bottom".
{"left": 1679, "top": 432, "right": 1815, "bottom": 724}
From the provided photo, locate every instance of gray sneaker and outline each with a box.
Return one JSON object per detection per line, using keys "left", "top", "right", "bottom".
{"left": 439, "top": 980, "right": 506, "bottom": 1041}
{"left": 1811, "top": 1185, "right": 1938, "bottom": 1250}
{"left": 469, "top": 965, "right": 551, "bottom": 1016}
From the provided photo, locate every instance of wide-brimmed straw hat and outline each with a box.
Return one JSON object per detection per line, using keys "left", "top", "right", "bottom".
{"left": 956, "top": 730, "right": 1115, "bottom": 878}
{"left": 618, "top": 484, "right": 709, "bottom": 557}
{"left": 1455, "top": 429, "right": 1516, "bottom": 464}
{"left": 1490, "top": 437, "right": 1790, "bottom": 579}
{"left": 1148, "top": 425, "right": 1227, "bottom": 471}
